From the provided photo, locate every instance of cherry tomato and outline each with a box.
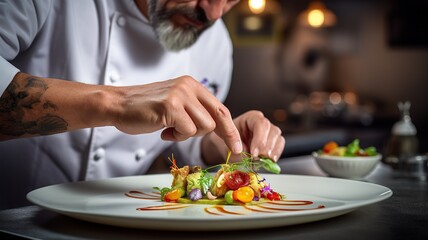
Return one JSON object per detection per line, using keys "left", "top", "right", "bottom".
{"left": 323, "top": 141, "right": 338, "bottom": 153}
{"left": 164, "top": 188, "right": 182, "bottom": 202}
{"left": 233, "top": 186, "right": 254, "bottom": 203}
{"left": 265, "top": 191, "right": 281, "bottom": 201}
{"left": 224, "top": 170, "right": 250, "bottom": 190}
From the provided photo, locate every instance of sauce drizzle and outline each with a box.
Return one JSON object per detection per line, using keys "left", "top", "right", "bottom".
{"left": 125, "top": 191, "right": 326, "bottom": 216}
{"left": 125, "top": 190, "right": 160, "bottom": 200}
{"left": 137, "top": 203, "right": 188, "bottom": 211}
{"left": 205, "top": 206, "right": 244, "bottom": 215}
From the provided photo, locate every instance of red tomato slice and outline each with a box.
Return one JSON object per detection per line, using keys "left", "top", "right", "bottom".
{"left": 224, "top": 171, "right": 250, "bottom": 190}
{"left": 265, "top": 191, "right": 281, "bottom": 201}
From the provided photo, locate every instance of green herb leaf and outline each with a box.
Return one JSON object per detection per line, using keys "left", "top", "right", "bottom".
{"left": 364, "top": 146, "right": 378, "bottom": 156}
{"left": 346, "top": 139, "right": 360, "bottom": 156}
{"left": 198, "top": 170, "right": 213, "bottom": 194}
{"left": 153, "top": 186, "right": 171, "bottom": 200}
{"left": 259, "top": 158, "right": 281, "bottom": 174}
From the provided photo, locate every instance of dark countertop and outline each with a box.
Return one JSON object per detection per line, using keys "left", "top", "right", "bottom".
{"left": 1, "top": 155, "right": 427, "bottom": 240}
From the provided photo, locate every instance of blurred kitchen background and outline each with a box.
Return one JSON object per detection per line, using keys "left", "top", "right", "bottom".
{"left": 222, "top": 0, "right": 428, "bottom": 158}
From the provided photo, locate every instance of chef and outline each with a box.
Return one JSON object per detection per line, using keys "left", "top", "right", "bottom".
{"left": 0, "top": 0, "right": 285, "bottom": 210}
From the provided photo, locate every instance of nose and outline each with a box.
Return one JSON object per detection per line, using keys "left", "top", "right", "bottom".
{"left": 199, "top": 0, "right": 228, "bottom": 21}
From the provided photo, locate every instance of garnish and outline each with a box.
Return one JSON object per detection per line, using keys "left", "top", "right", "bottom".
{"left": 225, "top": 150, "right": 231, "bottom": 165}
{"left": 152, "top": 187, "right": 170, "bottom": 201}
{"left": 197, "top": 170, "right": 213, "bottom": 194}
{"left": 188, "top": 188, "right": 203, "bottom": 201}
{"left": 168, "top": 154, "right": 179, "bottom": 170}
{"left": 203, "top": 152, "right": 281, "bottom": 174}
{"left": 153, "top": 152, "right": 283, "bottom": 205}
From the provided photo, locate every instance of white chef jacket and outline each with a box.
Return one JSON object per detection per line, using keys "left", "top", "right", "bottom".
{"left": 0, "top": 0, "right": 232, "bottom": 209}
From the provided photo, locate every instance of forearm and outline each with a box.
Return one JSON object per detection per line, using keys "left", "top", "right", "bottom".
{"left": 0, "top": 72, "right": 121, "bottom": 141}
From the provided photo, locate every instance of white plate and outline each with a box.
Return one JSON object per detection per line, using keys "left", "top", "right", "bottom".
{"left": 27, "top": 174, "right": 392, "bottom": 231}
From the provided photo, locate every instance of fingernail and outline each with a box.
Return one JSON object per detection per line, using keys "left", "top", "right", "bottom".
{"left": 268, "top": 149, "right": 272, "bottom": 156}
{"left": 273, "top": 155, "right": 278, "bottom": 161}
{"left": 233, "top": 141, "right": 242, "bottom": 154}
{"left": 253, "top": 148, "right": 259, "bottom": 157}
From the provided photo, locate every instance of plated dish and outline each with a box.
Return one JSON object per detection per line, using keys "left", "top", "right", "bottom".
{"left": 154, "top": 153, "right": 283, "bottom": 205}
{"left": 27, "top": 174, "right": 392, "bottom": 231}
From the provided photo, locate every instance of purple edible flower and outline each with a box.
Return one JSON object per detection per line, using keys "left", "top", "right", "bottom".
{"left": 260, "top": 184, "right": 272, "bottom": 195}
{"left": 189, "top": 188, "right": 203, "bottom": 201}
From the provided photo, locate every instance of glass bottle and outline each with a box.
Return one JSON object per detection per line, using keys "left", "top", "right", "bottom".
{"left": 383, "top": 101, "right": 419, "bottom": 169}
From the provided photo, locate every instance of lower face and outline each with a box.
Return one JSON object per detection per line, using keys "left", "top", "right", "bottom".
{"left": 147, "top": 0, "right": 214, "bottom": 51}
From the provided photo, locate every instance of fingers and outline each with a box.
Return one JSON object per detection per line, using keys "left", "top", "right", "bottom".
{"left": 185, "top": 101, "right": 216, "bottom": 136}
{"left": 163, "top": 102, "right": 218, "bottom": 141}
{"left": 116, "top": 75, "right": 282, "bottom": 160}
{"left": 196, "top": 86, "right": 242, "bottom": 154}
{"left": 158, "top": 76, "right": 241, "bottom": 154}
{"left": 245, "top": 112, "right": 271, "bottom": 157}
{"left": 271, "top": 135, "right": 286, "bottom": 162}
{"left": 258, "top": 126, "right": 284, "bottom": 161}
{"left": 211, "top": 104, "right": 242, "bottom": 154}
{"left": 235, "top": 111, "right": 285, "bottom": 161}
{"left": 161, "top": 112, "right": 196, "bottom": 141}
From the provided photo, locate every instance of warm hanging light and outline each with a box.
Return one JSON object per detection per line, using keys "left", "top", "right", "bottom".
{"left": 308, "top": 9, "right": 325, "bottom": 27}
{"left": 299, "top": 1, "right": 336, "bottom": 28}
{"left": 248, "top": 0, "right": 266, "bottom": 14}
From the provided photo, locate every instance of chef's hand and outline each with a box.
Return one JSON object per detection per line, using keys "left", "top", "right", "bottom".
{"left": 0, "top": 73, "right": 242, "bottom": 149}
{"left": 202, "top": 110, "right": 286, "bottom": 165}
{"left": 113, "top": 75, "right": 243, "bottom": 154}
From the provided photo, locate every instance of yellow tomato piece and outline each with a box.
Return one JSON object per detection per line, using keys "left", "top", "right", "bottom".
{"left": 330, "top": 146, "right": 346, "bottom": 156}
{"left": 233, "top": 186, "right": 255, "bottom": 203}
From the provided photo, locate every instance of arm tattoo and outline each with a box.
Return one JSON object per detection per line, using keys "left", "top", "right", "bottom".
{"left": 0, "top": 76, "right": 68, "bottom": 137}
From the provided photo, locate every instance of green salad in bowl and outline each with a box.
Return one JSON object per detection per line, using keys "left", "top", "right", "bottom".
{"left": 318, "top": 139, "right": 378, "bottom": 157}
{"left": 313, "top": 139, "right": 381, "bottom": 179}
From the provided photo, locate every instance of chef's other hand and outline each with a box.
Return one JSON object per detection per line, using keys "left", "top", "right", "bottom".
{"left": 113, "top": 75, "right": 243, "bottom": 154}
{"left": 202, "top": 110, "right": 286, "bottom": 164}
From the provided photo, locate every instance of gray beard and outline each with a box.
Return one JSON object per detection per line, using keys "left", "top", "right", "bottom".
{"left": 155, "top": 21, "right": 200, "bottom": 52}
{"left": 147, "top": 0, "right": 209, "bottom": 52}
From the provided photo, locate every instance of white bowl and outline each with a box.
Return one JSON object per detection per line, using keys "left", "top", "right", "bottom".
{"left": 312, "top": 152, "right": 382, "bottom": 180}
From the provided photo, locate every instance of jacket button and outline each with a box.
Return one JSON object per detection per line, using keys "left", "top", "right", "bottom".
{"left": 94, "top": 148, "right": 106, "bottom": 161}
{"left": 110, "top": 71, "right": 120, "bottom": 83}
{"left": 117, "top": 16, "right": 126, "bottom": 27}
{"left": 135, "top": 149, "right": 147, "bottom": 161}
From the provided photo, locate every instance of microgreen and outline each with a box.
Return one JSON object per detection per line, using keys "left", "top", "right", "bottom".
{"left": 198, "top": 170, "right": 213, "bottom": 194}
{"left": 200, "top": 152, "right": 281, "bottom": 174}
